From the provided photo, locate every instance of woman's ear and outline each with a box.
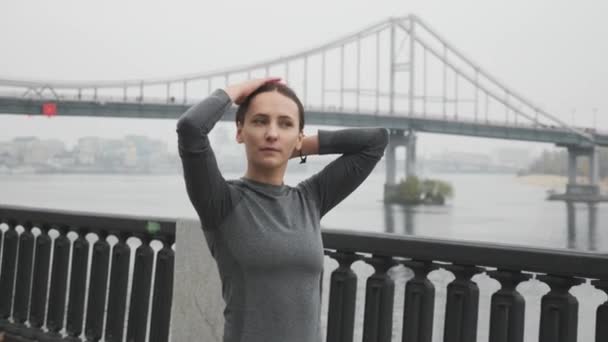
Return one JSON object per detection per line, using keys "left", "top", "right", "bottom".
{"left": 236, "top": 122, "right": 244, "bottom": 144}
{"left": 295, "top": 131, "right": 304, "bottom": 151}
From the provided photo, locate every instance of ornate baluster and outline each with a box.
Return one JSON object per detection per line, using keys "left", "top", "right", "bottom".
{"left": 401, "top": 260, "right": 437, "bottom": 342}
{"left": 28, "top": 224, "right": 52, "bottom": 339}
{"left": 0, "top": 221, "right": 18, "bottom": 331}
{"left": 362, "top": 254, "right": 397, "bottom": 342}
{"left": 65, "top": 229, "right": 90, "bottom": 341}
{"left": 592, "top": 279, "right": 608, "bottom": 342}
{"left": 443, "top": 264, "right": 484, "bottom": 342}
{"left": 325, "top": 251, "right": 361, "bottom": 342}
{"left": 11, "top": 223, "right": 35, "bottom": 336}
{"left": 126, "top": 237, "right": 154, "bottom": 342}
{"left": 105, "top": 233, "right": 131, "bottom": 342}
{"left": 149, "top": 239, "right": 175, "bottom": 342}
{"left": 537, "top": 274, "right": 584, "bottom": 342}
{"left": 46, "top": 226, "right": 72, "bottom": 337}
{"left": 487, "top": 269, "right": 531, "bottom": 342}
{"left": 84, "top": 232, "right": 110, "bottom": 342}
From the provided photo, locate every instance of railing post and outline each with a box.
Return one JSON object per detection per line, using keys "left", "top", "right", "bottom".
{"left": 127, "top": 237, "right": 154, "bottom": 342}
{"left": 105, "top": 233, "right": 131, "bottom": 342}
{"left": 487, "top": 269, "right": 532, "bottom": 342}
{"left": 401, "top": 260, "right": 437, "bottom": 342}
{"left": 0, "top": 221, "right": 18, "bottom": 331}
{"left": 11, "top": 223, "right": 34, "bottom": 336}
{"left": 362, "top": 254, "right": 397, "bottom": 342}
{"left": 149, "top": 239, "right": 175, "bottom": 342}
{"left": 443, "top": 264, "right": 484, "bottom": 342}
{"left": 46, "top": 227, "right": 72, "bottom": 337}
{"left": 592, "top": 279, "right": 608, "bottom": 342}
{"left": 537, "top": 274, "right": 584, "bottom": 342}
{"left": 326, "top": 251, "right": 361, "bottom": 342}
{"left": 85, "top": 233, "right": 111, "bottom": 342}
{"left": 65, "top": 230, "right": 90, "bottom": 341}
{"left": 28, "top": 225, "right": 52, "bottom": 339}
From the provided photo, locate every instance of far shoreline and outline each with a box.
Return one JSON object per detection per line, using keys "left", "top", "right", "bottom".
{"left": 516, "top": 173, "right": 608, "bottom": 192}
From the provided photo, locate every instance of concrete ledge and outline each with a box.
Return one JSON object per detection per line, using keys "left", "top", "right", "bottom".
{"left": 171, "top": 218, "right": 224, "bottom": 342}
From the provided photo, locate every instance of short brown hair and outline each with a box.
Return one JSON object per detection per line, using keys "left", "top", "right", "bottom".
{"left": 235, "top": 82, "right": 305, "bottom": 132}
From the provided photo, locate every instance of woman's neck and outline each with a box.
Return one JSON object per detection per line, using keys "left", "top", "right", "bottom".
{"left": 243, "top": 164, "right": 286, "bottom": 186}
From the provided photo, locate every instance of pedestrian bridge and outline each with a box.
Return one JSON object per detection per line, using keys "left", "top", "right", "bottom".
{"left": 0, "top": 15, "right": 605, "bottom": 146}
{"left": 1, "top": 15, "right": 605, "bottom": 204}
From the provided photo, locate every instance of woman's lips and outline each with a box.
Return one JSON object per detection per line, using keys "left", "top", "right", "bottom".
{"left": 260, "top": 147, "right": 281, "bottom": 152}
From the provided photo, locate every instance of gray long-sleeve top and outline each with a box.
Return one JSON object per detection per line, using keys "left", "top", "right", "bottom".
{"left": 176, "top": 89, "right": 388, "bottom": 342}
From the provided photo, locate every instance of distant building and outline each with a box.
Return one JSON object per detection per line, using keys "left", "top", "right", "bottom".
{"left": 1, "top": 134, "right": 179, "bottom": 174}
{"left": 25, "top": 139, "right": 65, "bottom": 164}
{"left": 75, "top": 137, "right": 103, "bottom": 165}
{"left": 125, "top": 135, "right": 169, "bottom": 169}
{"left": 48, "top": 150, "right": 77, "bottom": 169}
{"left": 8, "top": 137, "right": 66, "bottom": 165}
{"left": 0, "top": 141, "right": 19, "bottom": 167}
{"left": 0, "top": 141, "right": 17, "bottom": 158}
{"left": 11, "top": 137, "right": 38, "bottom": 163}
{"left": 123, "top": 141, "right": 137, "bottom": 167}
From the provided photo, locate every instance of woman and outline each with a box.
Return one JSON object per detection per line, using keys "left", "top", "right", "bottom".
{"left": 176, "top": 77, "right": 388, "bottom": 342}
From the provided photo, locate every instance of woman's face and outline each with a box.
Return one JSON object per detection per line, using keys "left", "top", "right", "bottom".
{"left": 236, "top": 91, "right": 303, "bottom": 171}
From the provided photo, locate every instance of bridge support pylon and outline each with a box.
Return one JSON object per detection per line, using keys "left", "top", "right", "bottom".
{"left": 548, "top": 145, "right": 608, "bottom": 204}
{"left": 384, "top": 129, "right": 418, "bottom": 202}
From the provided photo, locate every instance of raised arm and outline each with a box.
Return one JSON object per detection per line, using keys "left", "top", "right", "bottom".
{"left": 298, "top": 128, "right": 389, "bottom": 218}
{"left": 176, "top": 89, "right": 235, "bottom": 230}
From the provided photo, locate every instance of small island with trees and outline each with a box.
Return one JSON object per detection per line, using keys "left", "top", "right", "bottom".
{"left": 384, "top": 176, "right": 454, "bottom": 205}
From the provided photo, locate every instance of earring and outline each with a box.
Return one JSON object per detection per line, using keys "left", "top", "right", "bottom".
{"left": 299, "top": 150, "right": 307, "bottom": 164}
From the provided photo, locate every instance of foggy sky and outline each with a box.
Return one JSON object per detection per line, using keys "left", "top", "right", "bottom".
{"left": 1, "top": 0, "right": 606, "bottom": 157}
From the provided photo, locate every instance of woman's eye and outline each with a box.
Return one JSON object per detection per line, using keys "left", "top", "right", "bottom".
{"left": 280, "top": 121, "right": 293, "bottom": 128}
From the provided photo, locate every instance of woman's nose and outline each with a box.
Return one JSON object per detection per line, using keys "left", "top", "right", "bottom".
{"left": 265, "top": 124, "right": 279, "bottom": 140}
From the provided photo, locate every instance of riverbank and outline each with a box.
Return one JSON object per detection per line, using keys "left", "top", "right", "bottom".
{"left": 516, "top": 173, "right": 608, "bottom": 192}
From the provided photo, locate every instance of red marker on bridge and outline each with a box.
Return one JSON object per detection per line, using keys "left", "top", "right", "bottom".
{"left": 42, "top": 102, "right": 57, "bottom": 117}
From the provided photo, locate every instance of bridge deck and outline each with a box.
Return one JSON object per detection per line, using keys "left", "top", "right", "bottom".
{"left": 1, "top": 96, "right": 605, "bottom": 147}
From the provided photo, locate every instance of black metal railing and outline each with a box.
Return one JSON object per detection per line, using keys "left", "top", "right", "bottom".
{"left": 321, "top": 229, "right": 608, "bottom": 342}
{"left": 3, "top": 205, "right": 607, "bottom": 342}
{"left": 0, "top": 205, "right": 175, "bottom": 342}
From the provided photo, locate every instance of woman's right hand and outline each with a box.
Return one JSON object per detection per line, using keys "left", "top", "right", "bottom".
{"left": 224, "top": 77, "right": 281, "bottom": 105}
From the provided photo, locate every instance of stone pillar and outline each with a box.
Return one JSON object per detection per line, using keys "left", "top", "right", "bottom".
{"left": 406, "top": 130, "right": 417, "bottom": 179}
{"left": 384, "top": 130, "right": 407, "bottom": 202}
{"left": 385, "top": 140, "right": 396, "bottom": 186}
{"left": 567, "top": 148, "right": 577, "bottom": 186}
{"left": 172, "top": 219, "right": 224, "bottom": 342}
{"left": 590, "top": 147, "right": 599, "bottom": 186}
